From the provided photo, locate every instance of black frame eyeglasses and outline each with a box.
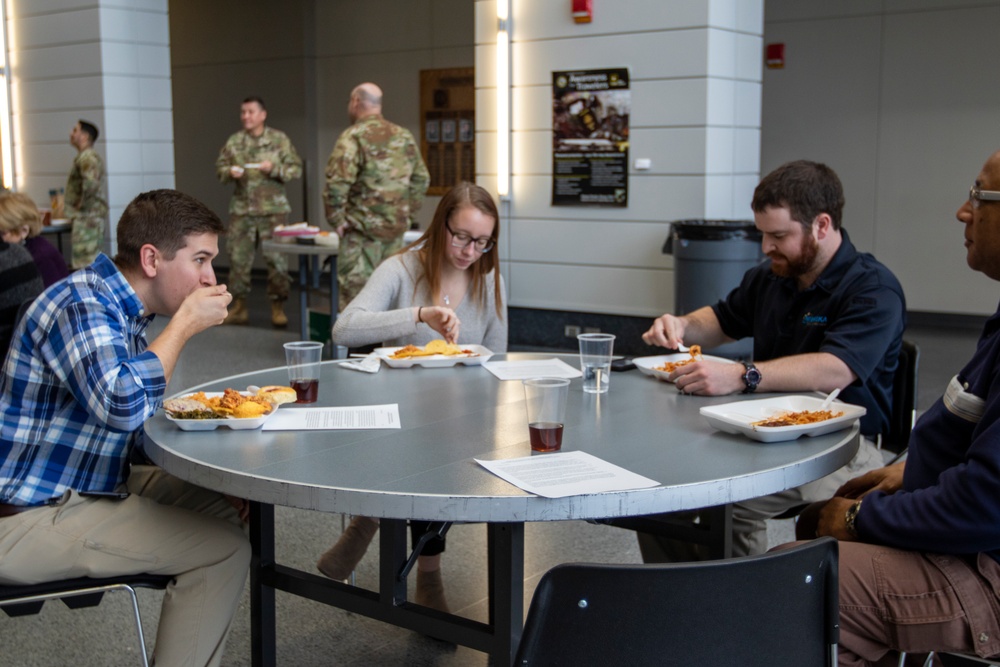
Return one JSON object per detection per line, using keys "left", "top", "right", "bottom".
{"left": 445, "top": 221, "right": 495, "bottom": 253}
{"left": 970, "top": 185, "right": 1000, "bottom": 210}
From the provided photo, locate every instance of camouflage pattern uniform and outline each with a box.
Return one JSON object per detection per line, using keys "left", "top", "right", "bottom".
{"left": 215, "top": 126, "right": 302, "bottom": 301}
{"left": 65, "top": 147, "right": 108, "bottom": 269}
{"left": 324, "top": 114, "right": 429, "bottom": 308}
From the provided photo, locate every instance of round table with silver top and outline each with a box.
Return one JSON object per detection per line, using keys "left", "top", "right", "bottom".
{"left": 144, "top": 352, "right": 859, "bottom": 666}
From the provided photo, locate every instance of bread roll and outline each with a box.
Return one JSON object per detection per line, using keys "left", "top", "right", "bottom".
{"left": 257, "top": 385, "right": 297, "bottom": 405}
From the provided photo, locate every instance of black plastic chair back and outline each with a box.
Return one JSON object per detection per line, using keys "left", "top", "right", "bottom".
{"left": 883, "top": 339, "right": 920, "bottom": 455}
{"left": 514, "top": 537, "right": 839, "bottom": 667}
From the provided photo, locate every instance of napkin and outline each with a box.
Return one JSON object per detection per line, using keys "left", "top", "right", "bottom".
{"left": 341, "top": 352, "right": 381, "bottom": 374}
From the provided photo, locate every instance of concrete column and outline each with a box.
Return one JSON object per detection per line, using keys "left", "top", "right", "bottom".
{"left": 6, "top": 0, "right": 174, "bottom": 254}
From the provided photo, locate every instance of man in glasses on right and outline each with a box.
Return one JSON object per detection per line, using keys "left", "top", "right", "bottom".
{"left": 804, "top": 149, "right": 1000, "bottom": 665}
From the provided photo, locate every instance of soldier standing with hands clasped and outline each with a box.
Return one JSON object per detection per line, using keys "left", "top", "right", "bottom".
{"left": 216, "top": 96, "right": 302, "bottom": 327}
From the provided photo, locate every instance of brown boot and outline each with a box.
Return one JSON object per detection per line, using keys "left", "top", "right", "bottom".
{"left": 270, "top": 299, "right": 288, "bottom": 328}
{"left": 415, "top": 568, "right": 450, "bottom": 613}
{"left": 224, "top": 297, "right": 248, "bottom": 325}
{"left": 317, "top": 516, "right": 379, "bottom": 580}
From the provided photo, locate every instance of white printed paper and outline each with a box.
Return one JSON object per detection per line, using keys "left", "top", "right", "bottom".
{"left": 482, "top": 358, "right": 582, "bottom": 381}
{"left": 263, "top": 404, "right": 400, "bottom": 430}
{"left": 475, "top": 451, "right": 659, "bottom": 498}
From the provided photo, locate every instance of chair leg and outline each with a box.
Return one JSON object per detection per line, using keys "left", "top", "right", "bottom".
{"left": 121, "top": 584, "right": 151, "bottom": 667}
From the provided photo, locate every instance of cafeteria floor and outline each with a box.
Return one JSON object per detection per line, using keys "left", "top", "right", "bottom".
{"left": 0, "top": 280, "right": 981, "bottom": 666}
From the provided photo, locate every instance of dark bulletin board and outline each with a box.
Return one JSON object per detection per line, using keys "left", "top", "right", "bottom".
{"left": 420, "top": 67, "right": 475, "bottom": 196}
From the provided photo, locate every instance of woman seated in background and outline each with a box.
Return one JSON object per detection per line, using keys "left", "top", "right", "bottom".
{"left": 316, "top": 181, "right": 507, "bottom": 613}
{"left": 0, "top": 192, "right": 69, "bottom": 287}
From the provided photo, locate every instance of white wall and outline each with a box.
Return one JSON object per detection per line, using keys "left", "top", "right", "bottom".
{"left": 7, "top": 0, "right": 175, "bottom": 248}
{"left": 476, "top": 0, "right": 764, "bottom": 317}
{"left": 762, "top": 0, "right": 1000, "bottom": 315}
{"left": 311, "top": 0, "right": 474, "bottom": 229}
{"left": 169, "top": 0, "right": 473, "bottom": 250}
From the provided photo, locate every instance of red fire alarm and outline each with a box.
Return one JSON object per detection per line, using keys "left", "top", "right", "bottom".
{"left": 572, "top": 0, "right": 592, "bottom": 23}
{"left": 766, "top": 43, "right": 785, "bottom": 69}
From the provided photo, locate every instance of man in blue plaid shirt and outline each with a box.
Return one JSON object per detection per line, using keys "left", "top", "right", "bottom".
{"left": 0, "top": 190, "right": 250, "bottom": 667}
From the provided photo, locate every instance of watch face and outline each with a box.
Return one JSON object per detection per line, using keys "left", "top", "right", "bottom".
{"left": 747, "top": 368, "right": 762, "bottom": 384}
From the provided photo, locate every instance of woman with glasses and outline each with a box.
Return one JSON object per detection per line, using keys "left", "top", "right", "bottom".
{"left": 317, "top": 181, "right": 507, "bottom": 613}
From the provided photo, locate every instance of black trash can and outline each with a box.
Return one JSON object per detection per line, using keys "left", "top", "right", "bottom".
{"left": 664, "top": 220, "right": 763, "bottom": 359}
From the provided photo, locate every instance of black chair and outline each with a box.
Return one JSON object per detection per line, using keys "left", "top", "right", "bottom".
{"left": 881, "top": 339, "right": 921, "bottom": 456}
{"left": 0, "top": 573, "right": 173, "bottom": 667}
{"left": 514, "top": 537, "right": 839, "bottom": 666}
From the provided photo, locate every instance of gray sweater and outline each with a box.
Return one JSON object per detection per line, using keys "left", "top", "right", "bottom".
{"left": 332, "top": 250, "right": 508, "bottom": 352}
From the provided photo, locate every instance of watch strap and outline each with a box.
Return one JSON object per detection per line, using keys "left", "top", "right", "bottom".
{"left": 740, "top": 360, "right": 761, "bottom": 394}
{"left": 845, "top": 499, "right": 862, "bottom": 538}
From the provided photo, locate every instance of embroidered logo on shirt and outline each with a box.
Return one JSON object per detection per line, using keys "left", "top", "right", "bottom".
{"left": 802, "top": 312, "right": 828, "bottom": 326}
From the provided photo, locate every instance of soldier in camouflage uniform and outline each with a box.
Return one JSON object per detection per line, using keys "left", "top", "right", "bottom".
{"left": 66, "top": 120, "right": 108, "bottom": 269}
{"left": 216, "top": 96, "right": 302, "bottom": 326}
{"left": 325, "top": 82, "right": 430, "bottom": 308}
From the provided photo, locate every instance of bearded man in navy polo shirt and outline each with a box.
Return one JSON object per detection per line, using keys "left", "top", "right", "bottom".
{"left": 638, "top": 159, "right": 906, "bottom": 563}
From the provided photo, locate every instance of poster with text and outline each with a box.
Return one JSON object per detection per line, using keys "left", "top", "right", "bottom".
{"left": 552, "top": 68, "right": 630, "bottom": 206}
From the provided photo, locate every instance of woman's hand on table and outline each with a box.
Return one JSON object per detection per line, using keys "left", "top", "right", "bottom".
{"left": 419, "top": 306, "right": 461, "bottom": 344}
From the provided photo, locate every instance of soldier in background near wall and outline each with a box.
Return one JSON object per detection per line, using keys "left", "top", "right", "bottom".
{"left": 324, "top": 82, "right": 430, "bottom": 308}
{"left": 66, "top": 120, "right": 108, "bottom": 270}
{"left": 215, "top": 96, "right": 302, "bottom": 327}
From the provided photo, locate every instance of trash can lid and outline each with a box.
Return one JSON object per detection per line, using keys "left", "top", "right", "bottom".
{"left": 668, "top": 219, "right": 760, "bottom": 241}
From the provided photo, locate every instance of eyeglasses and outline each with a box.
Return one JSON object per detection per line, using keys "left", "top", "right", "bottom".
{"left": 445, "top": 220, "right": 495, "bottom": 253}
{"left": 970, "top": 185, "right": 1000, "bottom": 209}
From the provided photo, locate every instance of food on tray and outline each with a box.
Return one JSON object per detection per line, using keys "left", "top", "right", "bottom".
{"left": 164, "top": 386, "right": 293, "bottom": 420}
{"left": 257, "top": 385, "right": 298, "bottom": 405}
{"left": 751, "top": 409, "right": 844, "bottom": 428}
{"left": 161, "top": 397, "right": 215, "bottom": 420}
{"left": 272, "top": 222, "right": 320, "bottom": 242}
{"left": 655, "top": 345, "right": 703, "bottom": 373}
{"left": 388, "top": 339, "right": 477, "bottom": 359}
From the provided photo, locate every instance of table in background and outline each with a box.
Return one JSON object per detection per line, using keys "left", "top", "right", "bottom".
{"left": 261, "top": 239, "right": 338, "bottom": 342}
{"left": 144, "top": 353, "right": 860, "bottom": 666}
{"left": 40, "top": 222, "right": 72, "bottom": 258}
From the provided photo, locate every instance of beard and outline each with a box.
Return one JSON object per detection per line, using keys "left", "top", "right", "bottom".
{"left": 769, "top": 233, "right": 819, "bottom": 278}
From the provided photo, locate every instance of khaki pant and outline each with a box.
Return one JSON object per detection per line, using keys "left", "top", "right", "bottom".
{"left": 836, "top": 543, "right": 1000, "bottom": 666}
{"left": 638, "top": 436, "right": 885, "bottom": 562}
{"left": 0, "top": 466, "right": 251, "bottom": 667}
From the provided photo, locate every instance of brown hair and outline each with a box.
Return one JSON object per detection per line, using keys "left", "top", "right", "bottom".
{"left": 0, "top": 192, "right": 42, "bottom": 237}
{"left": 403, "top": 182, "right": 503, "bottom": 317}
{"left": 751, "top": 160, "right": 844, "bottom": 231}
{"left": 114, "top": 190, "right": 224, "bottom": 271}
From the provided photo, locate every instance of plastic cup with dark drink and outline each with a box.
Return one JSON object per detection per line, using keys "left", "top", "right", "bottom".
{"left": 283, "top": 341, "right": 323, "bottom": 404}
{"left": 523, "top": 377, "right": 570, "bottom": 453}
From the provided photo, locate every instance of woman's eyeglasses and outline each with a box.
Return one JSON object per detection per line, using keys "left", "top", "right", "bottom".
{"left": 445, "top": 221, "right": 495, "bottom": 253}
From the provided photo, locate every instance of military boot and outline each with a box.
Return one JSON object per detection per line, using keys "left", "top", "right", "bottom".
{"left": 224, "top": 297, "right": 248, "bottom": 325}
{"left": 271, "top": 299, "right": 288, "bottom": 328}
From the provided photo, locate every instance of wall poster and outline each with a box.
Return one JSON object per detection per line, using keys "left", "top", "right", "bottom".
{"left": 552, "top": 68, "right": 630, "bottom": 206}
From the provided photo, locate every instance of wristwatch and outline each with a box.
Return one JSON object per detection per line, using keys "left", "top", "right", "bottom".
{"left": 740, "top": 360, "right": 762, "bottom": 394}
{"left": 845, "top": 499, "right": 863, "bottom": 538}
